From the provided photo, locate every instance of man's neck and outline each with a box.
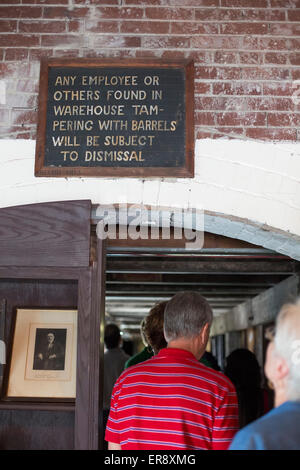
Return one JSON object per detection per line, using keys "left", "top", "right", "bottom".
{"left": 167, "top": 338, "right": 202, "bottom": 360}
{"left": 274, "top": 388, "right": 288, "bottom": 407}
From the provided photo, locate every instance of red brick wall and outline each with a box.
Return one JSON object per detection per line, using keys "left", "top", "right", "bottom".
{"left": 0, "top": 0, "right": 299, "bottom": 141}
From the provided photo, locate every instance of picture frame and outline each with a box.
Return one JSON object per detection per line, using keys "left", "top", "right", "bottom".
{"left": 6, "top": 308, "right": 77, "bottom": 400}
{"left": 35, "top": 58, "right": 194, "bottom": 178}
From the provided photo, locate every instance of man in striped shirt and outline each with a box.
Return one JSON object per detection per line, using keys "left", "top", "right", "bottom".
{"left": 105, "top": 291, "right": 239, "bottom": 450}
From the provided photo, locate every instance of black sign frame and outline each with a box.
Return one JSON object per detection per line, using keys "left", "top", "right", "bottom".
{"left": 35, "top": 58, "right": 194, "bottom": 178}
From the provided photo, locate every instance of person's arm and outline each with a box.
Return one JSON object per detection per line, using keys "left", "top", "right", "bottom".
{"left": 108, "top": 442, "right": 122, "bottom": 450}
{"left": 104, "top": 375, "right": 123, "bottom": 448}
{"left": 212, "top": 388, "right": 239, "bottom": 450}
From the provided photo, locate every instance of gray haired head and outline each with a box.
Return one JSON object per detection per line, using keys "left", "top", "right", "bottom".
{"left": 164, "top": 291, "right": 213, "bottom": 342}
{"left": 274, "top": 300, "right": 300, "bottom": 401}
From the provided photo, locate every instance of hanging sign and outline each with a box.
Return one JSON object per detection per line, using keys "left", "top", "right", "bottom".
{"left": 35, "top": 58, "right": 194, "bottom": 178}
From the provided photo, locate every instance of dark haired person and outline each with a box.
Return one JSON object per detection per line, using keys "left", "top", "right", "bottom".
{"left": 103, "top": 323, "right": 130, "bottom": 445}
{"left": 124, "top": 301, "right": 168, "bottom": 369}
{"left": 105, "top": 291, "right": 239, "bottom": 450}
{"left": 225, "top": 348, "right": 264, "bottom": 428}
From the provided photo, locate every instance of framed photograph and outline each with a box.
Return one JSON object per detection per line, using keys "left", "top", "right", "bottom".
{"left": 6, "top": 308, "right": 77, "bottom": 400}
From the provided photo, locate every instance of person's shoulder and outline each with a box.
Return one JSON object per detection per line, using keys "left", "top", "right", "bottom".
{"left": 197, "top": 362, "right": 236, "bottom": 391}
{"left": 229, "top": 420, "right": 262, "bottom": 450}
{"left": 124, "top": 347, "right": 153, "bottom": 368}
{"left": 229, "top": 408, "right": 279, "bottom": 450}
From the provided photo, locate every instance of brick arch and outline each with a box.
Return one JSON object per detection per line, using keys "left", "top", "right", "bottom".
{"left": 93, "top": 205, "right": 300, "bottom": 261}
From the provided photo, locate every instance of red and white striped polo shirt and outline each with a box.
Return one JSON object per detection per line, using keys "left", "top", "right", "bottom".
{"left": 105, "top": 348, "right": 239, "bottom": 450}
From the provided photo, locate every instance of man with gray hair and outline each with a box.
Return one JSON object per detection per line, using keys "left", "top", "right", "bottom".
{"left": 105, "top": 291, "right": 239, "bottom": 450}
{"left": 230, "top": 301, "right": 300, "bottom": 450}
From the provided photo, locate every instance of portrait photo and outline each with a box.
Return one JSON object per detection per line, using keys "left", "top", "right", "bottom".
{"left": 33, "top": 328, "right": 67, "bottom": 371}
{"left": 7, "top": 309, "right": 77, "bottom": 399}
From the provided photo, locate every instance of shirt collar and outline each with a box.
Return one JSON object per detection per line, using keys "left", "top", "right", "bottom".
{"left": 156, "top": 347, "right": 196, "bottom": 361}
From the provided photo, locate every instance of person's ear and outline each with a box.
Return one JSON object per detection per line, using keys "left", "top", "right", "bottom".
{"left": 276, "top": 356, "right": 289, "bottom": 381}
{"left": 200, "top": 323, "right": 210, "bottom": 345}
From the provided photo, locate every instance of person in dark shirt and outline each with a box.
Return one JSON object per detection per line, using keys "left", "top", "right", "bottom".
{"left": 225, "top": 348, "right": 264, "bottom": 428}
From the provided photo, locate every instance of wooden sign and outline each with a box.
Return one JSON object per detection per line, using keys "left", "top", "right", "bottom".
{"left": 35, "top": 58, "right": 194, "bottom": 178}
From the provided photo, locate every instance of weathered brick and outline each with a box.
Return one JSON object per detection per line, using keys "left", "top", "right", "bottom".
{"left": 215, "top": 67, "right": 243, "bottom": 80}
{"left": 6, "top": 92, "right": 37, "bottom": 109}
{"left": 93, "top": 35, "right": 141, "bottom": 48}
{"left": 291, "top": 69, "right": 300, "bottom": 79}
{"left": 290, "top": 53, "right": 300, "bottom": 65}
{"left": 216, "top": 112, "right": 267, "bottom": 126}
{"left": 239, "top": 52, "right": 263, "bottom": 65}
{"left": 5, "top": 48, "right": 29, "bottom": 61}
{"left": 29, "top": 49, "right": 54, "bottom": 61}
{"left": 24, "top": 0, "right": 68, "bottom": 4}
{"left": 196, "top": 8, "right": 285, "bottom": 21}
{"left": 0, "top": 20, "right": 17, "bottom": 33}
{"left": 260, "top": 38, "right": 300, "bottom": 51}
{"left": 12, "top": 109, "right": 37, "bottom": 126}
{"left": 221, "top": 22, "right": 269, "bottom": 35}
{"left": 287, "top": 9, "right": 300, "bottom": 22}
{"left": 44, "top": 6, "right": 89, "bottom": 19}
{"left": 270, "top": 0, "right": 300, "bottom": 6}
{"left": 16, "top": 79, "right": 39, "bottom": 93}
{"left": 240, "top": 36, "right": 260, "bottom": 51}
{"left": 85, "top": 20, "right": 119, "bottom": 34}
{"left": 95, "top": 7, "right": 144, "bottom": 19}
{"left": 269, "top": 23, "right": 300, "bottom": 36}
{"left": 191, "top": 35, "right": 240, "bottom": 49}
{"left": 195, "top": 66, "right": 218, "bottom": 79}
{"left": 0, "top": 34, "right": 39, "bottom": 47}
{"left": 19, "top": 20, "right": 66, "bottom": 33}
{"left": 142, "top": 36, "right": 190, "bottom": 49}
{"left": 263, "top": 83, "right": 294, "bottom": 96}
{"left": 195, "top": 129, "right": 214, "bottom": 139}
{"left": 161, "top": 50, "right": 189, "bottom": 59}
{"left": 221, "top": 0, "right": 268, "bottom": 6}
{"left": 214, "top": 127, "right": 245, "bottom": 137}
{"left": 145, "top": 7, "right": 193, "bottom": 20}
{"left": 73, "top": 0, "right": 118, "bottom": 3}
{"left": 171, "top": 22, "right": 218, "bottom": 35}
{"left": 67, "top": 20, "right": 83, "bottom": 33}
{"left": 246, "top": 127, "right": 297, "bottom": 141}
{"left": 195, "top": 96, "right": 294, "bottom": 112}
{"left": 53, "top": 49, "right": 81, "bottom": 58}
{"left": 195, "top": 111, "right": 216, "bottom": 126}
{"left": 195, "top": 82, "right": 211, "bottom": 94}
{"left": 41, "top": 34, "right": 84, "bottom": 47}
{"left": 120, "top": 21, "right": 169, "bottom": 34}
{"left": 135, "top": 49, "right": 159, "bottom": 59}
{"left": 265, "top": 53, "right": 288, "bottom": 65}
{"left": 0, "top": 0, "right": 298, "bottom": 148}
{"left": 268, "top": 113, "right": 300, "bottom": 127}
{"left": 125, "top": 0, "right": 220, "bottom": 5}
{"left": 0, "top": 6, "right": 42, "bottom": 18}
{"left": 214, "top": 51, "right": 237, "bottom": 64}
{"left": 189, "top": 51, "right": 207, "bottom": 63}
{"left": 213, "top": 82, "right": 263, "bottom": 96}
{"left": 242, "top": 67, "right": 290, "bottom": 81}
